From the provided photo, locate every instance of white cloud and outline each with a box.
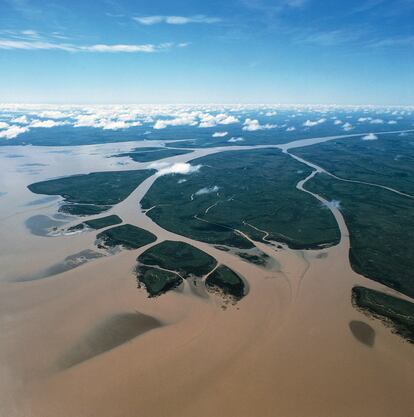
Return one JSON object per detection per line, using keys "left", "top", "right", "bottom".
{"left": 286, "top": 126, "right": 296, "bottom": 131}
{"left": 37, "top": 110, "right": 68, "bottom": 119}
{"left": 11, "top": 115, "right": 29, "bottom": 124}
{"left": 212, "top": 131, "right": 228, "bottom": 137}
{"left": 228, "top": 137, "right": 244, "bottom": 142}
{"left": 153, "top": 115, "right": 197, "bottom": 129}
{"left": 198, "top": 113, "right": 239, "bottom": 128}
{"left": 73, "top": 114, "right": 142, "bottom": 129}
{"left": 0, "top": 125, "right": 29, "bottom": 139}
{"left": 85, "top": 44, "right": 158, "bottom": 53}
{"left": 303, "top": 118, "right": 326, "bottom": 127}
{"left": 149, "top": 161, "right": 202, "bottom": 176}
{"left": 358, "top": 117, "right": 372, "bottom": 122}
{"left": 362, "top": 133, "right": 378, "bottom": 141}
{"left": 195, "top": 185, "right": 219, "bottom": 196}
{"left": 388, "top": 120, "right": 397, "bottom": 124}
{"left": 219, "top": 115, "right": 239, "bottom": 124}
{"left": 29, "top": 119, "right": 67, "bottom": 128}
{"left": 334, "top": 119, "right": 343, "bottom": 125}
{"left": 0, "top": 122, "right": 9, "bottom": 129}
{"left": 342, "top": 122, "right": 353, "bottom": 131}
{"left": 370, "top": 118, "right": 384, "bottom": 124}
{"left": 0, "top": 39, "right": 181, "bottom": 54}
{"left": 73, "top": 114, "right": 98, "bottom": 127}
{"left": 133, "top": 15, "right": 220, "bottom": 25}
{"left": 243, "top": 118, "right": 276, "bottom": 131}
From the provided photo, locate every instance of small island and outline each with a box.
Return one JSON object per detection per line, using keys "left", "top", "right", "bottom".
{"left": 206, "top": 265, "right": 245, "bottom": 300}
{"left": 28, "top": 169, "right": 155, "bottom": 216}
{"left": 96, "top": 224, "right": 157, "bottom": 250}
{"left": 352, "top": 286, "right": 414, "bottom": 343}
{"left": 68, "top": 215, "right": 123, "bottom": 231}
{"left": 136, "top": 240, "right": 218, "bottom": 297}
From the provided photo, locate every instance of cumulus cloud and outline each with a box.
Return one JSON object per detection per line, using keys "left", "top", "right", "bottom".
{"left": 198, "top": 113, "right": 239, "bottom": 128}
{"left": 133, "top": 15, "right": 220, "bottom": 25}
{"left": 195, "top": 185, "right": 219, "bottom": 196}
{"left": 29, "top": 119, "right": 67, "bottom": 128}
{"left": 342, "top": 122, "right": 353, "bottom": 131}
{"left": 38, "top": 110, "right": 68, "bottom": 119}
{"left": 286, "top": 126, "right": 296, "bottom": 131}
{"left": 228, "top": 137, "right": 244, "bottom": 142}
{"left": 212, "top": 131, "right": 228, "bottom": 137}
{"left": 334, "top": 119, "right": 343, "bottom": 125}
{"left": 153, "top": 116, "right": 197, "bottom": 129}
{"left": 99, "top": 120, "right": 141, "bottom": 130}
{"left": 0, "top": 125, "right": 29, "bottom": 139}
{"left": 243, "top": 118, "right": 276, "bottom": 131}
{"left": 370, "top": 118, "right": 384, "bottom": 124}
{"left": 388, "top": 120, "right": 397, "bottom": 124}
{"left": 358, "top": 117, "right": 372, "bottom": 122}
{"left": 74, "top": 114, "right": 142, "bottom": 130}
{"left": 0, "top": 122, "right": 9, "bottom": 129}
{"left": 362, "top": 133, "right": 378, "bottom": 141}
{"left": 303, "top": 118, "right": 326, "bottom": 127}
{"left": 11, "top": 115, "right": 29, "bottom": 124}
{"left": 149, "top": 161, "right": 202, "bottom": 176}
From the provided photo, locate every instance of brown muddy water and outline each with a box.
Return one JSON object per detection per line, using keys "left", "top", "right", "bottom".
{"left": 0, "top": 134, "right": 413, "bottom": 417}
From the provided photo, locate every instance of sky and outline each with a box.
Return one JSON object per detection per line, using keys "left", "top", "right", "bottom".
{"left": 0, "top": 0, "right": 413, "bottom": 105}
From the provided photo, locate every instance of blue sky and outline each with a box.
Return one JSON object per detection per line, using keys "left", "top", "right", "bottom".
{"left": 0, "top": 0, "right": 413, "bottom": 104}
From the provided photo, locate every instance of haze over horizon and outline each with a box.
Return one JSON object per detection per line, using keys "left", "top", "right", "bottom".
{"left": 1, "top": 0, "right": 413, "bottom": 105}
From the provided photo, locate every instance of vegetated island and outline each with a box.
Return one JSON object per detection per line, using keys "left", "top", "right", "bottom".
{"left": 352, "top": 286, "right": 414, "bottom": 344}
{"left": 113, "top": 147, "right": 192, "bottom": 163}
{"left": 205, "top": 265, "right": 245, "bottom": 300}
{"left": 135, "top": 240, "right": 244, "bottom": 300}
{"left": 28, "top": 169, "right": 155, "bottom": 216}
{"left": 96, "top": 224, "right": 156, "bottom": 250}
{"left": 68, "top": 215, "right": 123, "bottom": 231}
{"left": 141, "top": 149, "right": 340, "bottom": 251}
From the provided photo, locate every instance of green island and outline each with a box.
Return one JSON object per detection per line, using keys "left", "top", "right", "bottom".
{"left": 96, "top": 224, "right": 156, "bottom": 250}
{"left": 113, "top": 147, "right": 192, "bottom": 162}
{"left": 236, "top": 251, "right": 270, "bottom": 266}
{"left": 306, "top": 172, "right": 414, "bottom": 298}
{"left": 291, "top": 132, "right": 414, "bottom": 195}
{"left": 142, "top": 149, "right": 340, "bottom": 250}
{"left": 135, "top": 265, "right": 183, "bottom": 297}
{"left": 136, "top": 240, "right": 218, "bottom": 297}
{"left": 205, "top": 265, "right": 245, "bottom": 299}
{"left": 137, "top": 240, "right": 217, "bottom": 278}
{"left": 352, "top": 286, "right": 414, "bottom": 343}
{"left": 28, "top": 169, "right": 155, "bottom": 216}
{"left": 68, "top": 215, "right": 123, "bottom": 231}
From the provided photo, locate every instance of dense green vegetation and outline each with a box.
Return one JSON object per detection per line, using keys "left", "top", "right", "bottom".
{"left": 142, "top": 149, "right": 340, "bottom": 249}
{"left": 352, "top": 286, "right": 414, "bottom": 343}
{"left": 136, "top": 265, "right": 183, "bottom": 297}
{"left": 96, "top": 224, "right": 156, "bottom": 250}
{"left": 137, "top": 240, "right": 217, "bottom": 278}
{"left": 292, "top": 132, "right": 414, "bottom": 195}
{"left": 68, "top": 215, "right": 122, "bottom": 231}
{"left": 306, "top": 173, "right": 414, "bottom": 298}
{"left": 113, "top": 147, "right": 192, "bottom": 162}
{"left": 28, "top": 169, "right": 154, "bottom": 216}
{"left": 60, "top": 204, "right": 111, "bottom": 216}
{"left": 206, "top": 265, "right": 245, "bottom": 299}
